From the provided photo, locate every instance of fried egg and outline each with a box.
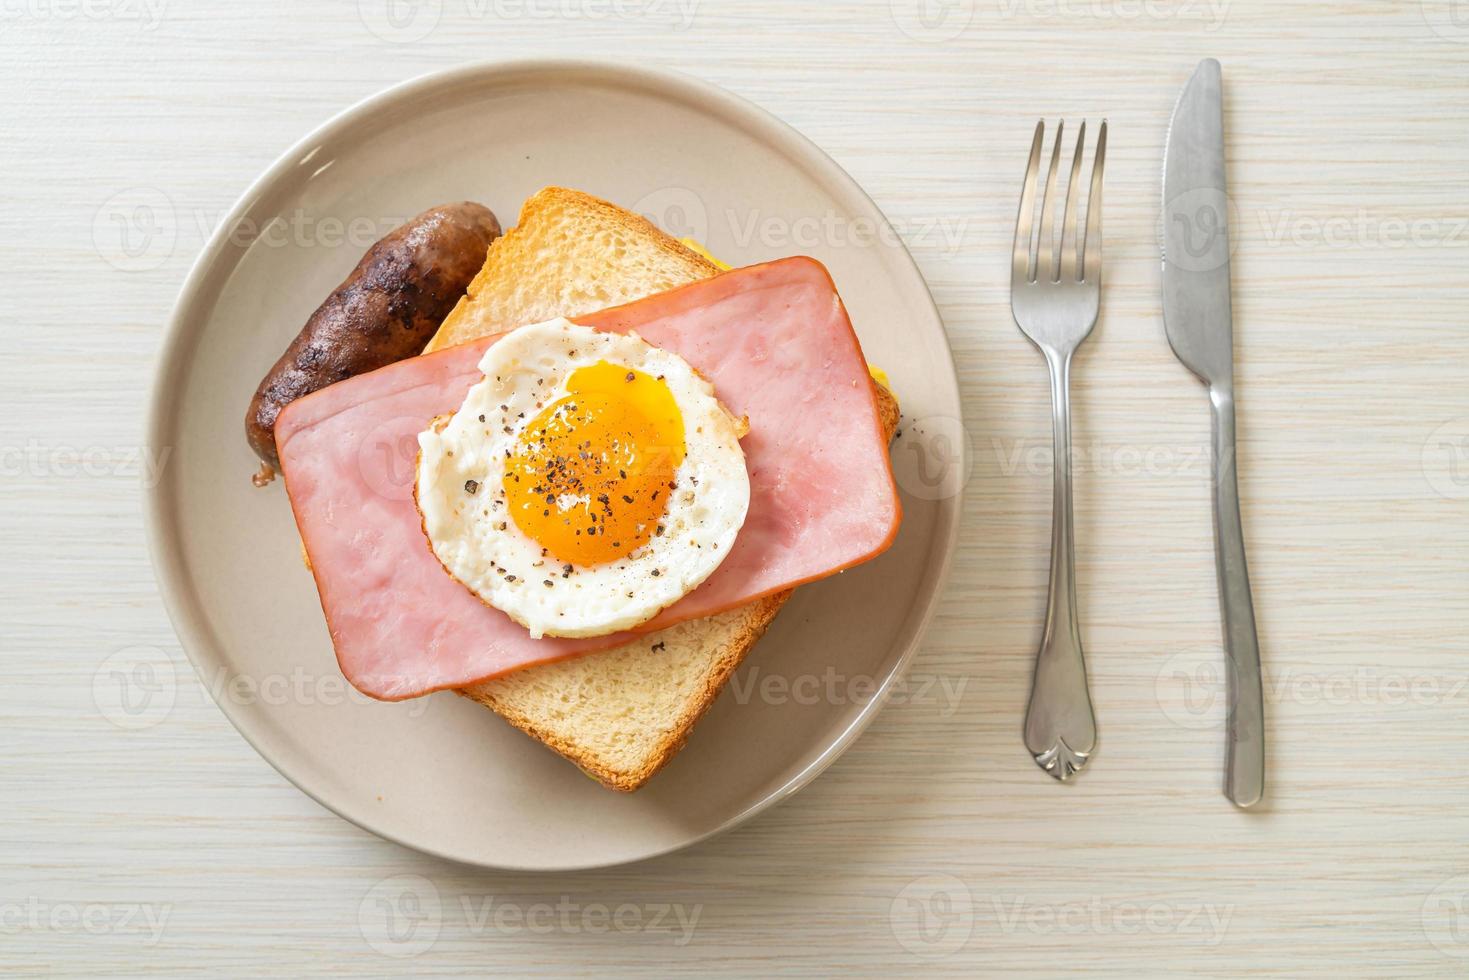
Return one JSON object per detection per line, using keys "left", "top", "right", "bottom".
{"left": 415, "top": 319, "right": 750, "bottom": 639}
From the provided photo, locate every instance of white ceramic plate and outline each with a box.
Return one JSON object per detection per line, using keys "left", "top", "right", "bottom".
{"left": 146, "top": 60, "right": 963, "bottom": 871}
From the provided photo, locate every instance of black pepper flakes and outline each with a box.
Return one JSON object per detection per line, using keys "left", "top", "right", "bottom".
{"left": 464, "top": 479, "right": 480, "bottom": 494}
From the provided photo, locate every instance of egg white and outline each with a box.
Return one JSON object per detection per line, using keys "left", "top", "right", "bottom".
{"left": 415, "top": 319, "right": 750, "bottom": 639}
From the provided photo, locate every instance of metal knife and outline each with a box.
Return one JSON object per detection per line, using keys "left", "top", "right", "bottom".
{"left": 1161, "top": 58, "right": 1265, "bottom": 808}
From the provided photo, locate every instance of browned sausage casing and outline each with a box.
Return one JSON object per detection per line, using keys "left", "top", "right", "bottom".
{"left": 245, "top": 202, "right": 501, "bottom": 472}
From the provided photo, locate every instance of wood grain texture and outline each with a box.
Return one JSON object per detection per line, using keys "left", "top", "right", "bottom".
{"left": 3, "top": 0, "right": 1468, "bottom": 974}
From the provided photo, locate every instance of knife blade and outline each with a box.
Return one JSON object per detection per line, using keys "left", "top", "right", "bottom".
{"left": 1161, "top": 58, "right": 1266, "bottom": 809}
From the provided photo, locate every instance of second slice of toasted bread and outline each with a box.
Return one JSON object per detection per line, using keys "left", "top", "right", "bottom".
{"left": 433, "top": 187, "right": 898, "bottom": 791}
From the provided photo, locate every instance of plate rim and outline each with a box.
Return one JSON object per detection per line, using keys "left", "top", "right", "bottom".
{"left": 144, "top": 57, "right": 965, "bottom": 872}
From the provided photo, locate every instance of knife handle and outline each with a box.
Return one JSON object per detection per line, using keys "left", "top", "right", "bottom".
{"left": 1208, "top": 385, "right": 1265, "bottom": 808}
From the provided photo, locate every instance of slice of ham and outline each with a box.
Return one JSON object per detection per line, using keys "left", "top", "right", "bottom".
{"left": 276, "top": 257, "right": 900, "bottom": 700}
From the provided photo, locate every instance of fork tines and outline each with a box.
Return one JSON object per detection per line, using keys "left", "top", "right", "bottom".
{"left": 1012, "top": 119, "right": 1108, "bottom": 286}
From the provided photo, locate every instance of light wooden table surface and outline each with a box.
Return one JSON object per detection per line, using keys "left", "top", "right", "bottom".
{"left": 5, "top": 1, "right": 1468, "bottom": 975}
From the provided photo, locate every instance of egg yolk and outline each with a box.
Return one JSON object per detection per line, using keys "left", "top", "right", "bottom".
{"left": 503, "top": 361, "right": 686, "bottom": 566}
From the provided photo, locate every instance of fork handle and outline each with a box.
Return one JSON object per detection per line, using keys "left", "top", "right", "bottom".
{"left": 1023, "top": 349, "right": 1098, "bottom": 780}
{"left": 1209, "top": 386, "right": 1265, "bottom": 808}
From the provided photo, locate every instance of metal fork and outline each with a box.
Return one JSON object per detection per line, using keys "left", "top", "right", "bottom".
{"left": 1012, "top": 119, "right": 1107, "bottom": 781}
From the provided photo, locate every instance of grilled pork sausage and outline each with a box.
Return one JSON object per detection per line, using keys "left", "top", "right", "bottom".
{"left": 246, "top": 202, "right": 500, "bottom": 478}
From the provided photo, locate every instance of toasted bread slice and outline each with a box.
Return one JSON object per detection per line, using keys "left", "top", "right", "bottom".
{"left": 438, "top": 187, "right": 899, "bottom": 791}
{"left": 426, "top": 188, "right": 721, "bottom": 353}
